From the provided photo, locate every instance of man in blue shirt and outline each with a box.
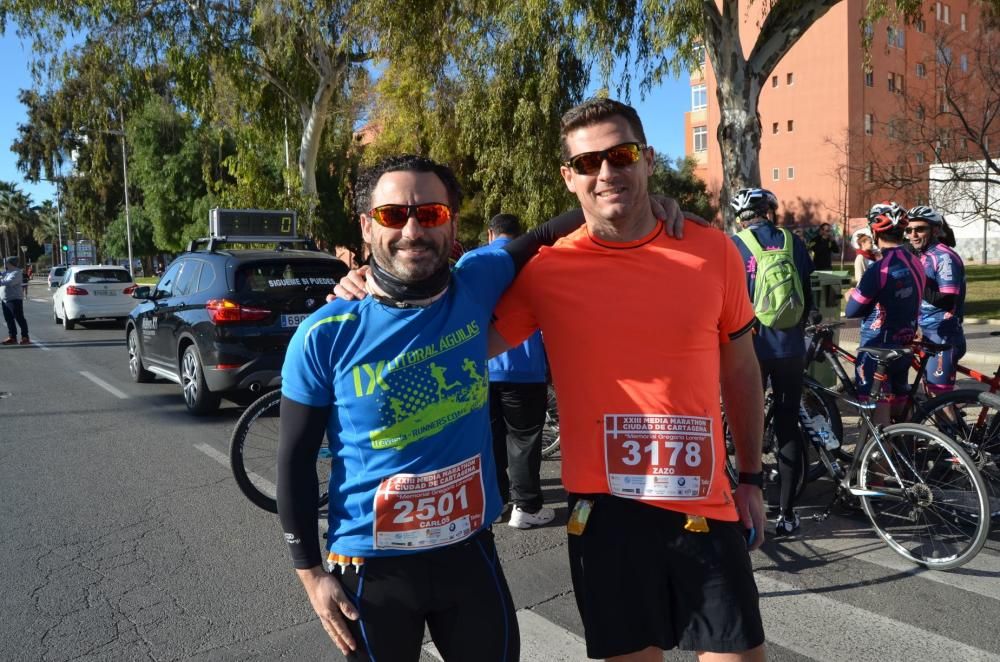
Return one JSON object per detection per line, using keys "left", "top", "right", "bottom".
{"left": 475, "top": 214, "right": 555, "bottom": 529}
{"left": 730, "top": 189, "right": 817, "bottom": 536}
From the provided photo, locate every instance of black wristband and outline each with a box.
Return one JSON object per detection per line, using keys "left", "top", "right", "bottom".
{"left": 738, "top": 471, "right": 765, "bottom": 488}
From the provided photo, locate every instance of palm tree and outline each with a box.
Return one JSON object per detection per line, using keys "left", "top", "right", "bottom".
{"left": 0, "top": 182, "right": 36, "bottom": 262}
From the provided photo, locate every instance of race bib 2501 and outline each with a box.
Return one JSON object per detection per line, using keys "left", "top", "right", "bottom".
{"left": 372, "top": 456, "right": 486, "bottom": 550}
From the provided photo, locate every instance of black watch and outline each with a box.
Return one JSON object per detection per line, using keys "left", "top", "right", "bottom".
{"left": 738, "top": 471, "right": 765, "bottom": 488}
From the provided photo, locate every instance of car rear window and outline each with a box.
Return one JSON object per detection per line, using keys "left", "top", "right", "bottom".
{"left": 75, "top": 269, "right": 132, "bottom": 284}
{"left": 236, "top": 260, "right": 348, "bottom": 294}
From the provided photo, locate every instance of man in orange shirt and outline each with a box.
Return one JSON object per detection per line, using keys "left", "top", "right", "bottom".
{"left": 490, "top": 99, "right": 766, "bottom": 661}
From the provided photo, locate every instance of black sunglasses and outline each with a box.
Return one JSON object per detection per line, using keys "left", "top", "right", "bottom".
{"left": 563, "top": 142, "right": 646, "bottom": 175}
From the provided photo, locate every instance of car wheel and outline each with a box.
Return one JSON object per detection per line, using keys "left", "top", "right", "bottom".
{"left": 63, "top": 308, "right": 76, "bottom": 330}
{"left": 181, "top": 345, "right": 221, "bottom": 415}
{"left": 127, "top": 328, "right": 155, "bottom": 383}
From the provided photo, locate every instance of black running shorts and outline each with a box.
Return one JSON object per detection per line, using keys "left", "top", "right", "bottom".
{"left": 337, "top": 528, "right": 518, "bottom": 662}
{"left": 567, "top": 494, "right": 765, "bottom": 659}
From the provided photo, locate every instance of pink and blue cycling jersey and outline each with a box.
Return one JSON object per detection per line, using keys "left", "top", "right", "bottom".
{"left": 845, "top": 246, "right": 925, "bottom": 346}
{"left": 918, "top": 241, "right": 965, "bottom": 339}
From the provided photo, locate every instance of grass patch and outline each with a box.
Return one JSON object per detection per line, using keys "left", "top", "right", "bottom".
{"left": 135, "top": 277, "right": 158, "bottom": 285}
{"left": 837, "top": 264, "right": 1000, "bottom": 320}
{"left": 965, "top": 265, "right": 1000, "bottom": 320}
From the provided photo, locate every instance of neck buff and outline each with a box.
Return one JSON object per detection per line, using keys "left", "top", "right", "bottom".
{"left": 859, "top": 249, "right": 878, "bottom": 260}
{"left": 368, "top": 255, "right": 451, "bottom": 303}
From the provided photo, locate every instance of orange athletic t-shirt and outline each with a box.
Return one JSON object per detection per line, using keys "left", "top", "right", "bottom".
{"left": 493, "top": 221, "right": 755, "bottom": 521}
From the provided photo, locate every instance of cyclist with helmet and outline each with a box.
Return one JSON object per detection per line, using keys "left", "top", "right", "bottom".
{"left": 906, "top": 205, "right": 966, "bottom": 394}
{"left": 845, "top": 202, "right": 925, "bottom": 424}
{"left": 731, "top": 188, "right": 819, "bottom": 536}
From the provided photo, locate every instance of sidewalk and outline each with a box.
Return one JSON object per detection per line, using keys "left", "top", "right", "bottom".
{"left": 835, "top": 316, "right": 1000, "bottom": 381}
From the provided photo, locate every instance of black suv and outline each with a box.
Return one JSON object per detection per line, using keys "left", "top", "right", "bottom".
{"left": 126, "top": 243, "right": 349, "bottom": 414}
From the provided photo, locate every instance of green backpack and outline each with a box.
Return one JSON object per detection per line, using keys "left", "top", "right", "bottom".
{"left": 737, "top": 227, "right": 805, "bottom": 329}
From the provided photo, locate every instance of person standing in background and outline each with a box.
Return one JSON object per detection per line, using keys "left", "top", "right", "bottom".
{"left": 808, "top": 222, "right": 840, "bottom": 270}
{"left": 851, "top": 227, "right": 880, "bottom": 284}
{"left": 1, "top": 257, "right": 30, "bottom": 345}
{"left": 472, "top": 213, "right": 555, "bottom": 529}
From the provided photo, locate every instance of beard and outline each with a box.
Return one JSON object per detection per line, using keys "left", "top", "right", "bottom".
{"left": 372, "top": 235, "right": 450, "bottom": 282}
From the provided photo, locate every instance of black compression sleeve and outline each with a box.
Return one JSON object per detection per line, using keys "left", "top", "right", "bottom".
{"left": 502, "top": 208, "right": 585, "bottom": 273}
{"left": 923, "top": 279, "right": 956, "bottom": 310}
{"left": 277, "top": 396, "right": 331, "bottom": 569}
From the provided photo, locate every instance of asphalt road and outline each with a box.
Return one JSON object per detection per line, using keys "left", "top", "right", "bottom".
{"left": 2, "top": 284, "right": 999, "bottom": 661}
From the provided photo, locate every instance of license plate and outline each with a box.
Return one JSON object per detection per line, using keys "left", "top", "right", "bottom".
{"left": 93, "top": 290, "right": 116, "bottom": 296}
{"left": 281, "top": 314, "right": 308, "bottom": 328}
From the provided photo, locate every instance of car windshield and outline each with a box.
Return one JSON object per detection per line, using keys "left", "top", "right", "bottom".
{"left": 75, "top": 269, "right": 132, "bottom": 284}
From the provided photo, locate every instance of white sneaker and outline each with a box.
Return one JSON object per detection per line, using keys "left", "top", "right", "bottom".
{"left": 507, "top": 505, "right": 555, "bottom": 529}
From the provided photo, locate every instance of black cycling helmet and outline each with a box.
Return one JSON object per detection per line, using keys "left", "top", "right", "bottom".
{"left": 730, "top": 188, "right": 778, "bottom": 221}
{"left": 867, "top": 201, "right": 908, "bottom": 233}
{"left": 906, "top": 205, "right": 945, "bottom": 226}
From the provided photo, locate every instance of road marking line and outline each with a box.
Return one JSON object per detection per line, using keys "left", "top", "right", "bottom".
{"left": 195, "top": 442, "right": 231, "bottom": 467}
{"left": 756, "top": 573, "right": 999, "bottom": 661}
{"left": 422, "top": 609, "right": 587, "bottom": 661}
{"left": 797, "top": 531, "right": 1000, "bottom": 602}
{"left": 29, "top": 339, "right": 50, "bottom": 351}
{"left": 30, "top": 298, "right": 47, "bottom": 303}
{"left": 79, "top": 371, "right": 129, "bottom": 399}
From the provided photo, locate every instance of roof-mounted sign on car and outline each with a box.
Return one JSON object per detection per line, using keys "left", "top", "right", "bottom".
{"left": 187, "top": 208, "right": 316, "bottom": 252}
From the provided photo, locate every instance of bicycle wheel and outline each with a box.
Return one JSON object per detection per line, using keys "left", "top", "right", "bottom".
{"left": 912, "top": 389, "right": 1000, "bottom": 515}
{"left": 230, "top": 390, "right": 331, "bottom": 513}
{"left": 857, "top": 422, "right": 990, "bottom": 570}
{"left": 541, "top": 384, "right": 560, "bottom": 459}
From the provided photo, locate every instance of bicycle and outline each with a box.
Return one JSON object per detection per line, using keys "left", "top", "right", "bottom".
{"left": 809, "top": 322, "right": 1000, "bottom": 506}
{"left": 801, "top": 324, "right": 991, "bottom": 569}
{"left": 229, "top": 388, "right": 332, "bottom": 513}
{"left": 541, "top": 384, "right": 561, "bottom": 459}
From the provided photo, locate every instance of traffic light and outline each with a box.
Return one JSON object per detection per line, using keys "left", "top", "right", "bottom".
{"left": 62, "top": 244, "right": 68, "bottom": 252}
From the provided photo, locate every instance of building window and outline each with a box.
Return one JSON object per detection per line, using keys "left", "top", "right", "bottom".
{"left": 693, "top": 126, "right": 708, "bottom": 152}
{"left": 772, "top": 75, "right": 778, "bottom": 88}
{"left": 961, "top": 12, "right": 967, "bottom": 30}
{"left": 943, "top": 4, "right": 950, "bottom": 23}
{"left": 916, "top": 62, "right": 926, "bottom": 78}
{"left": 936, "top": 2, "right": 942, "bottom": 20}
{"left": 938, "top": 89, "right": 948, "bottom": 112}
{"left": 916, "top": 152, "right": 926, "bottom": 165}
{"left": 888, "top": 73, "right": 896, "bottom": 93}
{"left": 690, "top": 44, "right": 706, "bottom": 73}
{"left": 772, "top": 122, "right": 779, "bottom": 134}
{"left": 960, "top": 54, "right": 969, "bottom": 72}
{"left": 887, "top": 26, "right": 905, "bottom": 48}
{"left": 865, "top": 24, "right": 874, "bottom": 40}
{"left": 896, "top": 73, "right": 905, "bottom": 94}
{"left": 787, "top": 120, "right": 794, "bottom": 132}
{"left": 916, "top": 18, "right": 926, "bottom": 33}
{"left": 786, "top": 72, "right": 794, "bottom": 85}
{"left": 865, "top": 162, "right": 873, "bottom": 182}
{"left": 787, "top": 167, "right": 795, "bottom": 180}
{"left": 864, "top": 113, "right": 873, "bottom": 135}
{"left": 916, "top": 103, "right": 925, "bottom": 120}
{"left": 865, "top": 69, "right": 874, "bottom": 87}
{"left": 772, "top": 168, "right": 780, "bottom": 181}
{"left": 937, "top": 45, "right": 952, "bottom": 65}
{"left": 691, "top": 84, "right": 707, "bottom": 110}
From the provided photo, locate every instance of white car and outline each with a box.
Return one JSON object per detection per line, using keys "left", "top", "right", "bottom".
{"left": 53, "top": 265, "right": 138, "bottom": 330}
{"left": 47, "top": 265, "right": 69, "bottom": 288}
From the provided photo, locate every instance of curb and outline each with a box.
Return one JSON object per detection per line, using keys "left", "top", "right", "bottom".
{"left": 964, "top": 317, "right": 1000, "bottom": 326}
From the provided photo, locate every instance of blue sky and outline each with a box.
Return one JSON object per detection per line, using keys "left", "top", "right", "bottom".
{"left": 0, "top": 30, "right": 688, "bottom": 208}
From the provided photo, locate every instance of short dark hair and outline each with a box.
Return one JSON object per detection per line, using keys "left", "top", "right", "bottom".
{"left": 819, "top": 223, "right": 832, "bottom": 231}
{"left": 560, "top": 98, "right": 647, "bottom": 160}
{"left": 874, "top": 227, "right": 906, "bottom": 243}
{"left": 487, "top": 213, "right": 521, "bottom": 237}
{"left": 355, "top": 154, "right": 462, "bottom": 216}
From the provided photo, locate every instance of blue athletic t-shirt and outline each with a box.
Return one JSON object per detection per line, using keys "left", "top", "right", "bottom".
{"left": 918, "top": 241, "right": 966, "bottom": 339}
{"left": 470, "top": 237, "right": 548, "bottom": 383}
{"left": 281, "top": 248, "right": 514, "bottom": 557}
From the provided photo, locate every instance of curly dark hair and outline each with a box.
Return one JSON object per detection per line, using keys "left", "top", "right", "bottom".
{"left": 354, "top": 155, "right": 462, "bottom": 216}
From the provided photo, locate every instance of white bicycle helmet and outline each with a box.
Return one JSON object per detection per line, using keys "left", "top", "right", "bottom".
{"left": 730, "top": 188, "right": 778, "bottom": 220}
{"left": 906, "top": 205, "right": 945, "bottom": 226}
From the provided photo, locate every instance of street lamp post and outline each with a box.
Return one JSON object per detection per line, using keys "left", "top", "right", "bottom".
{"left": 117, "top": 120, "right": 135, "bottom": 279}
